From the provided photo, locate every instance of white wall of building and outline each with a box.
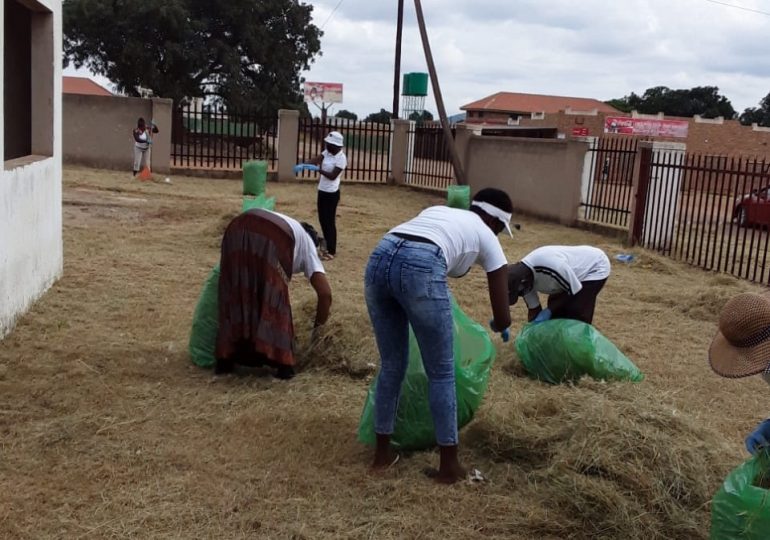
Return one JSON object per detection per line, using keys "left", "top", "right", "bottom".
{"left": 1, "top": 0, "right": 63, "bottom": 338}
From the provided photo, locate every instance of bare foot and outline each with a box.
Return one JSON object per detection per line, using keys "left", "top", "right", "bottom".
{"left": 434, "top": 462, "right": 467, "bottom": 484}
{"left": 370, "top": 450, "right": 400, "bottom": 472}
{"left": 422, "top": 463, "right": 467, "bottom": 484}
{"left": 370, "top": 434, "right": 399, "bottom": 474}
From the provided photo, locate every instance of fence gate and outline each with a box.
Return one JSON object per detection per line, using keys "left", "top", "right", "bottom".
{"left": 580, "top": 137, "right": 639, "bottom": 228}
{"left": 295, "top": 117, "right": 392, "bottom": 183}
{"left": 404, "top": 124, "right": 456, "bottom": 190}
{"left": 634, "top": 150, "right": 770, "bottom": 284}
{"left": 171, "top": 103, "right": 278, "bottom": 170}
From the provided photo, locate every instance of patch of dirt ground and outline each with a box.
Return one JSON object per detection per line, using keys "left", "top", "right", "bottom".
{"left": 0, "top": 166, "right": 767, "bottom": 539}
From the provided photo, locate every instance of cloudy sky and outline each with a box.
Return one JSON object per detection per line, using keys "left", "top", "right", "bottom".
{"left": 67, "top": 0, "right": 770, "bottom": 118}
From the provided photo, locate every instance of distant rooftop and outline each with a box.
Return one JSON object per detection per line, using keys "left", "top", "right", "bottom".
{"left": 461, "top": 91, "right": 619, "bottom": 114}
{"left": 63, "top": 76, "right": 113, "bottom": 97}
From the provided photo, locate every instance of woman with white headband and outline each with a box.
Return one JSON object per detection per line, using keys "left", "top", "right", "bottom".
{"left": 364, "top": 188, "right": 513, "bottom": 484}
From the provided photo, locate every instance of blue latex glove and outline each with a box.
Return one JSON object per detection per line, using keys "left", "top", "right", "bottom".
{"left": 293, "top": 163, "right": 320, "bottom": 175}
{"left": 533, "top": 308, "right": 552, "bottom": 324}
{"left": 489, "top": 319, "right": 510, "bottom": 343}
{"left": 745, "top": 419, "right": 770, "bottom": 455}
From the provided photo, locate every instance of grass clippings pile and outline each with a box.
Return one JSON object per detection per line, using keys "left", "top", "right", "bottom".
{"left": 469, "top": 380, "right": 732, "bottom": 539}
{"left": 1, "top": 167, "right": 769, "bottom": 539}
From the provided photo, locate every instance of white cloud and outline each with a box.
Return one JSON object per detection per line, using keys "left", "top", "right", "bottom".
{"left": 68, "top": 0, "right": 770, "bottom": 118}
{"left": 304, "top": 0, "right": 770, "bottom": 117}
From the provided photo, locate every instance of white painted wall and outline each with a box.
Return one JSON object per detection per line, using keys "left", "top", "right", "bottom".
{"left": 0, "top": 0, "right": 63, "bottom": 338}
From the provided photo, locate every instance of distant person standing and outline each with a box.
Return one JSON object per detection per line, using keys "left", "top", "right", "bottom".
{"left": 132, "top": 117, "right": 159, "bottom": 177}
{"left": 308, "top": 131, "right": 347, "bottom": 260}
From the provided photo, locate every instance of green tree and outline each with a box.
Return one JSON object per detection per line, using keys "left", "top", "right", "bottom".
{"left": 63, "top": 0, "right": 322, "bottom": 116}
{"left": 335, "top": 109, "right": 358, "bottom": 121}
{"left": 408, "top": 110, "right": 434, "bottom": 123}
{"left": 739, "top": 93, "right": 770, "bottom": 127}
{"left": 364, "top": 109, "right": 393, "bottom": 124}
{"left": 605, "top": 98, "right": 632, "bottom": 113}
{"left": 608, "top": 86, "right": 736, "bottom": 119}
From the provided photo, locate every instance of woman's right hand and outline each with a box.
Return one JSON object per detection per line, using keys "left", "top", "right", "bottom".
{"left": 486, "top": 266, "right": 511, "bottom": 332}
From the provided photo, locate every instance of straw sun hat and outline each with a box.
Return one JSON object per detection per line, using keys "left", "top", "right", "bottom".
{"left": 709, "top": 291, "right": 770, "bottom": 378}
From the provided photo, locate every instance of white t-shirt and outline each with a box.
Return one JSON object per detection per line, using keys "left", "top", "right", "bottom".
{"left": 389, "top": 206, "right": 508, "bottom": 278}
{"left": 318, "top": 150, "right": 348, "bottom": 193}
{"left": 521, "top": 245, "right": 610, "bottom": 308}
{"left": 134, "top": 130, "right": 149, "bottom": 149}
{"left": 271, "top": 211, "right": 326, "bottom": 280}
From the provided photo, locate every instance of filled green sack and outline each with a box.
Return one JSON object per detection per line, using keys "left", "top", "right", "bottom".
{"left": 447, "top": 185, "right": 471, "bottom": 209}
{"left": 357, "top": 297, "right": 496, "bottom": 451}
{"left": 710, "top": 450, "right": 770, "bottom": 539}
{"left": 242, "top": 194, "right": 276, "bottom": 212}
{"left": 515, "top": 319, "right": 643, "bottom": 384}
{"left": 188, "top": 265, "right": 220, "bottom": 368}
{"left": 243, "top": 160, "right": 268, "bottom": 196}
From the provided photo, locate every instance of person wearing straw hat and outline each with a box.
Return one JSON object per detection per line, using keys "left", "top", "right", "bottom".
{"left": 709, "top": 292, "right": 770, "bottom": 455}
{"left": 364, "top": 188, "right": 513, "bottom": 484}
{"left": 507, "top": 245, "right": 611, "bottom": 324}
{"left": 306, "top": 131, "right": 347, "bottom": 261}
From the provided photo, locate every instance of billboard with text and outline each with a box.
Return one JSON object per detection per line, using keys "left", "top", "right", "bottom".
{"left": 303, "top": 82, "right": 343, "bottom": 104}
{"left": 604, "top": 116, "right": 688, "bottom": 138}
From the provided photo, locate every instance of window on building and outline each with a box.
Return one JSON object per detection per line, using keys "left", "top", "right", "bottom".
{"left": 4, "top": 0, "right": 53, "bottom": 166}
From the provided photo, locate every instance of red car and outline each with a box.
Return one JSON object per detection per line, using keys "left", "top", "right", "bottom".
{"left": 734, "top": 186, "right": 770, "bottom": 227}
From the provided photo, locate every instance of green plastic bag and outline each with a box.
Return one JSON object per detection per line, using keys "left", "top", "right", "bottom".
{"left": 515, "top": 319, "right": 644, "bottom": 384}
{"left": 243, "top": 160, "right": 268, "bottom": 196}
{"left": 710, "top": 450, "right": 770, "bottom": 539}
{"left": 188, "top": 265, "right": 220, "bottom": 368}
{"left": 357, "top": 297, "right": 496, "bottom": 451}
{"left": 447, "top": 185, "right": 471, "bottom": 209}
{"left": 242, "top": 194, "right": 276, "bottom": 212}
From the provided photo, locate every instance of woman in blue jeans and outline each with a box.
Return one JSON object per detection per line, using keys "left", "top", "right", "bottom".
{"left": 364, "top": 188, "right": 513, "bottom": 484}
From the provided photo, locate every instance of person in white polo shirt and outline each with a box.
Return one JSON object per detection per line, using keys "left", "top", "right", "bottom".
{"left": 308, "top": 131, "right": 347, "bottom": 260}
{"left": 215, "top": 209, "right": 332, "bottom": 379}
{"left": 507, "top": 245, "right": 611, "bottom": 325}
{"left": 364, "top": 188, "right": 513, "bottom": 484}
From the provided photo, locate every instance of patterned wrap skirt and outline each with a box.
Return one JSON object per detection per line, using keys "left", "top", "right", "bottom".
{"left": 215, "top": 209, "right": 296, "bottom": 368}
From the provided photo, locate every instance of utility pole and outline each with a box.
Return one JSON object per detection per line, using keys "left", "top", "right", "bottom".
{"left": 392, "top": 0, "right": 405, "bottom": 119}
{"left": 413, "top": 0, "right": 466, "bottom": 185}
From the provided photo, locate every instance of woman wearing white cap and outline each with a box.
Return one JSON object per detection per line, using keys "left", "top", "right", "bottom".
{"left": 709, "top": 292, "right": 770, "bottom": 455}
{"left": 308, "top": 131, "right": 347, "bottom": 260}
{"left": 364, "top": 188, "right": 513, "bottom": 484}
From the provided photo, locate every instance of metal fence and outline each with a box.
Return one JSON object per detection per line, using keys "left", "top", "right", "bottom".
{"left": 635, "top": 148, "right": 770, "bottom": 283}
{"left": 404, "top": 124, "right": 456, "bottom": 190}
{"left": 295, "top": 118, "right": 391, "bottom": 183}
{"left": 580, "top": 137, "right": 639, "bottom": 227}
{"left": 171, "top": 103, "right": 277, "bottom": 170}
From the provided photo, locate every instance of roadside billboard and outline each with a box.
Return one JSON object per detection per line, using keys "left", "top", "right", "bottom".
{"left": 604, "top": 116, "right": 689, "bottom": 138}
{"left": 303, "top": 82, "right": 343, "bottom": 104}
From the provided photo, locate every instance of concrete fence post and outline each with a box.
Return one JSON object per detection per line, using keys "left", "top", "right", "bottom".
{"left": 389, "top": 119, "right": 411, "bottom": 185}
{"left": 277, "top": 109, "right": 300, "bottom": 182}
{"left": 150, "top": 98, "right": 173, "bottom": 174}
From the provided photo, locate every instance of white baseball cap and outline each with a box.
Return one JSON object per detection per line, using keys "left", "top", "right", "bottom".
{"left": 324, "top": 131, "right": 344, "bottom": 147}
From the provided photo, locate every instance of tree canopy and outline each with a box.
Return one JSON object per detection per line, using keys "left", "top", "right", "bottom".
{"left": 364, "top": 109, "right": 393, "bottom": 124}
{"left": 607, "top": 86, "right": 736, "bottom": 119}
{"left": 335, "top": 109, "right": 358, "bottom": 121}
{"left": 63, "top": 0, "right": 322, "bottom": 116}
{"left": 408, "top": 110, "right": 434, "bottom": 123}
{"left": 739, "top": 92, "right": 770, "bottom": 127}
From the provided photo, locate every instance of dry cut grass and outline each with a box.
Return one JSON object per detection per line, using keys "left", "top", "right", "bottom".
{"left": 0, "top": 166, "right": 768, "bottom": 539}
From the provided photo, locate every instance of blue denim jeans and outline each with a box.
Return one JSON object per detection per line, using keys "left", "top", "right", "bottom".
{"left": 364, "top": 234, "right": 457, "bottom": 446}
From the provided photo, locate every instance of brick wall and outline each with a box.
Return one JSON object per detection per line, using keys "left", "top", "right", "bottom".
{"left": 468, "top": 110, "right": 770, "bottom": 159}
